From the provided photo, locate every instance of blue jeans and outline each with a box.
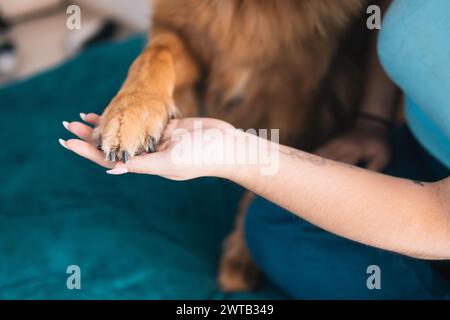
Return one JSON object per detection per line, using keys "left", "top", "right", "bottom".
{"left": 244, "top": 127, "right": 450, "bottom": 299}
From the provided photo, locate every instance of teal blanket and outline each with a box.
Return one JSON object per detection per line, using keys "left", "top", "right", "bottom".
{"left": 0, "top": 36, "right": 286, "bottom": 299}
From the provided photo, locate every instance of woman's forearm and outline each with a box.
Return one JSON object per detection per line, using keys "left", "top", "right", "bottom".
{"left": 226, "top": 132, "right": 450, "bottom": 259}
{"left": 63, "top": 115, "right": 449, "bottom": 259}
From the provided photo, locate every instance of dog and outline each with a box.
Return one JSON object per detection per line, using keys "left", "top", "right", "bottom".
{"left": 94, "top": 0, "right": 371, "bottom": 291}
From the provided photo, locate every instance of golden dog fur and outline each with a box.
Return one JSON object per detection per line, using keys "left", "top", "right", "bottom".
{"left": 96, "top": 0, "right": 370, "bottom": 290}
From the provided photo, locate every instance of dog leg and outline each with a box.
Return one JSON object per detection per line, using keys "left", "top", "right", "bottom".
{"left": 218, "top": 191, "right": 261, "bottom": 292}
{"left": 95, "top": 29, "right": 199, "bottom": 161}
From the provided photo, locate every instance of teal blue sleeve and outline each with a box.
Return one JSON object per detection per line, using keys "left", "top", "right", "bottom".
{"left": 378, "top": 0, "right": 450, "bottom": 169}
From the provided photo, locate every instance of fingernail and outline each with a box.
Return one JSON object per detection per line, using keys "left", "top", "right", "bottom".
{"left": 58, "top": 139, "right": 68, "bottom": 149}
{"left": 80, "top": 113, "right": 87, "bottom": 121}
{"left": 106, "top": 167, "right": 128, "bottom": 175}
{"left": 62, "top": 121, "right": 70, "bottom": 130}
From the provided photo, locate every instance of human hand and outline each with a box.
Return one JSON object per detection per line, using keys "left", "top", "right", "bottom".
{"left": 315, "top": 120, "right": 391, "bottom": 171}
{"left": 60, "top": 113, "right": 240, "bottom": 180}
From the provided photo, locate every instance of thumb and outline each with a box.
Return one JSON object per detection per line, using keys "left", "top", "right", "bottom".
{"left": 106, "top": 152, "right": 169, "bottom": 175}
{"left": 315, "top": 144, "right": 338, "bottom": 158}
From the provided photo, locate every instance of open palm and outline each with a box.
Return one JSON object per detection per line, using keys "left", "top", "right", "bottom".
{"left": 60, "top": 113, "right": 236, "bottom": 180}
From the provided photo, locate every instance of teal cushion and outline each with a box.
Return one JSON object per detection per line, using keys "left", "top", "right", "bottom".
{"left": 0, "top": 36, "right": 287, "bottom": 299}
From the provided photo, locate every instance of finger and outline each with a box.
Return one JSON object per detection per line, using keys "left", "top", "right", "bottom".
{"left": 107, "top": 152, "right": 170, "bottom": 175}
{"left": 366, "top": 154, "right": 390, "bottom": 172}
{"left": 157, "top": 139, "right": 170, "bottom": 152}
{"left": 162, "top": 119, "right": 180, "bottom": 140}
{"left": 80, "top": 113, "right": 100, "bottom": 126}
{"left": 315, "top": 141, "right": 341, "bottom": 158}
{"left": 63, "top": 121, "right": 96, "bottom": 143}
{"left": 329, "top": 144, "right": 360, "bottom": 162}
{"left": 316, "top": 146, "right": 342, "bottom": 160}
{"left": 335, "top": 152, "right": 361, "bottom": 165}
{"left": 62, "top": 138, "right": 114, "bottom": 168}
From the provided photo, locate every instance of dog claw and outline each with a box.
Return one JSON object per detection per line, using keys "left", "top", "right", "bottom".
{"left": 108, "top": 150, "right": 117, "bottom": 162}
{"left": 122, "top": 151, "right": 129, "bottom": 163}
{"left": 148, "top": 136, "right": 157, "bottom": 153}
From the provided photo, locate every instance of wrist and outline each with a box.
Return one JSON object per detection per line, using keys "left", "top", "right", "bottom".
{"left": 214, "top": 129, "right": 261, "bottom": 183}
{"left": 211, "top": 128, "right": 243, "bottom": 180}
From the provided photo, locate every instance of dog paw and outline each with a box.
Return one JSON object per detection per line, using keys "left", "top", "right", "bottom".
{"left": 217, "top": 230, "right": 260, "bottom": 292}
{"left": 94, "top": 93, "right": 177, "bottom": 162}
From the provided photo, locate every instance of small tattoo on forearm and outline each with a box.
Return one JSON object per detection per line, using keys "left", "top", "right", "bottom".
{"left": 279, "top": 148, "right": 355, "bottom": 169}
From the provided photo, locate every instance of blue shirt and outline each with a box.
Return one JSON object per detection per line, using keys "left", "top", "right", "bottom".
{"left": 378, "top": 0, "right": 450, "bottom": 169}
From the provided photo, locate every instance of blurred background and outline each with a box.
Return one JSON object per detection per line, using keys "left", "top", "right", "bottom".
{"left": 0, "top": 0, "right": 447, "bottom": 300}
{"left": 0, "top": 0, "right": 286, "bottom": 299}
{"left": 0, "top": 0, "right": 150, "bottom": 84}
